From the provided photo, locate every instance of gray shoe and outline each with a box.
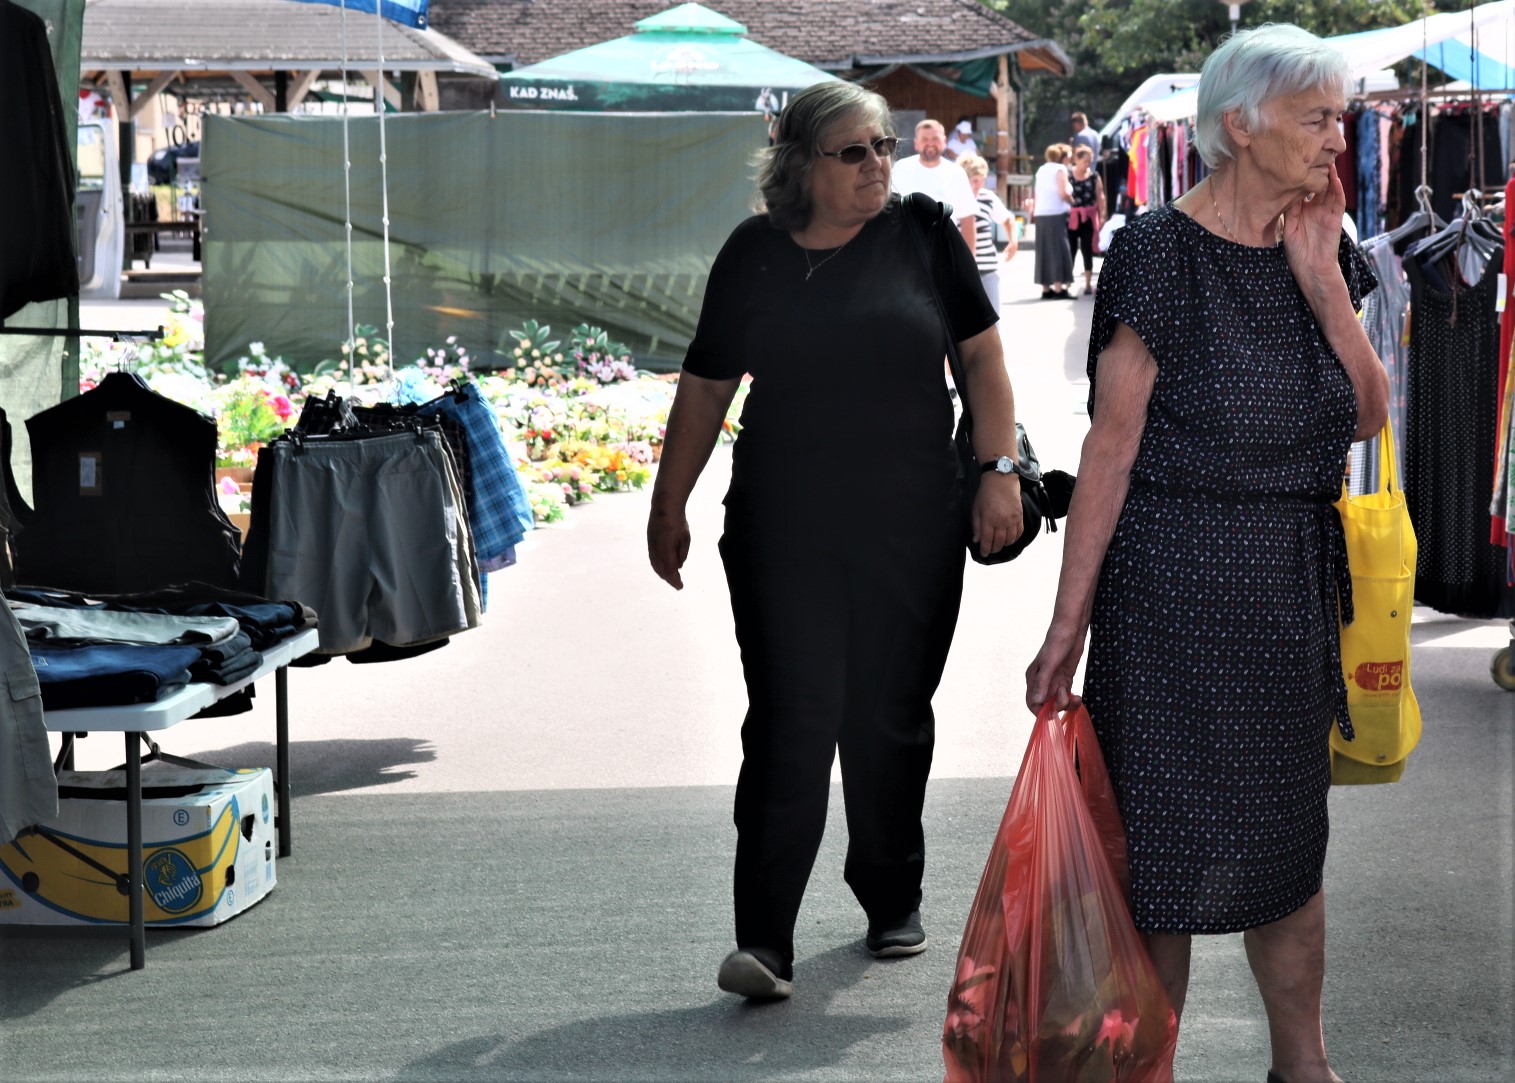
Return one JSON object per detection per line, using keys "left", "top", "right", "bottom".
{"left": 717, "top": 949, "right": 793, "bottom": 999}
{"left": 866, "top": 911, "right": 927, "bottom": 958}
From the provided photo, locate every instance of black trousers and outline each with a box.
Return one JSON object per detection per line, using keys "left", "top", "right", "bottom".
{"left": 719, "top": 505, "right": 964, "bottom": 970}
{"left": 1069, "top": 216, "right": 1096, "bottom": 275}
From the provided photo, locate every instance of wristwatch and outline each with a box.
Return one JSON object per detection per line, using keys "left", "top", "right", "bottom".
{"left": 982, "top": 455, "right": 1036, "bottom": 480}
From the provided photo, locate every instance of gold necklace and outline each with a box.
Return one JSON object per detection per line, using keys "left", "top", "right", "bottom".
{"left": 803, "top": 239, "right": 850, "bottom": 281}
{"left": 1209, "top": 178, "right": 1244, "bottom": 245}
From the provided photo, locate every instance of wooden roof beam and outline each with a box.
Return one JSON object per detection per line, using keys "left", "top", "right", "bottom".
{"left": 228, "top": 70, "right": 276, "bottom": 111}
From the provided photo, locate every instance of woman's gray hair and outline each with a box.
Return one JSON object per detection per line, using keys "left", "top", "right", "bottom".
{"left": 1193, "top": 23, "right": 1351, "bottom": 168}
{"left": 753, "top": 80, "right": 894, "bottom": 231}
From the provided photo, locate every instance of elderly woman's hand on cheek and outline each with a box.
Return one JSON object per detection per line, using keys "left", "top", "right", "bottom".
{"left": 1281, "top": 161, "right": 1349, "bottom": 300}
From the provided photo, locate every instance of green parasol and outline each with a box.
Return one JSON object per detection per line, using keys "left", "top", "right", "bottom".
{"left": 498, "top": 2, "right": 838, "bottom": 112}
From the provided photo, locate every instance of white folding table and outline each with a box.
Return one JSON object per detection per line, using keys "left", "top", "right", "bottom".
{"left": 37, "top": 626, "right": 319, "bottom": 969}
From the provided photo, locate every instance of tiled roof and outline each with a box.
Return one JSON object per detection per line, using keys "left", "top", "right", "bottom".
{"left": 80, "top": 0, "right": 498, "bottom": 74}
{"left": 428, "top": 0, "right": 1071, "bottom": 74}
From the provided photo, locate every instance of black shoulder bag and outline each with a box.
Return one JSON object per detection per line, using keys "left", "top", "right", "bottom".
{"left": 901, "top": 191, "right": 1070, "bottom": 564}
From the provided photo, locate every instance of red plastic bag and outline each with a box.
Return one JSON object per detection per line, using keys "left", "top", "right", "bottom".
{"left": 942, "top": 703, "right": 1177, "bottom": 1082}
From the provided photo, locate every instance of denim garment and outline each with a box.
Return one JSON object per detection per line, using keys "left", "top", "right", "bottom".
{"left": 417, "top": 384, "right": 532, "bottom": 572}
{"left": 29, "top": 642, "right": 200, "bottom": 709}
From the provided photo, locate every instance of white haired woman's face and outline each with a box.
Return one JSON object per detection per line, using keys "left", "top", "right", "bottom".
{"left": 1235, "top": 83, "right": 1346, "bottom": 197}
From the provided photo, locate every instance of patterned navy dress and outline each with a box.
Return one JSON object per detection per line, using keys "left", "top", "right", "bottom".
{"left": 1085, "top": 204, "right": 1376, "bottom": 935}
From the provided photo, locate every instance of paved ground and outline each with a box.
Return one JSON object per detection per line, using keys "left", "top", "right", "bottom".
{"left": 2, "top": 239, "right": 1511, "bottom": 1082}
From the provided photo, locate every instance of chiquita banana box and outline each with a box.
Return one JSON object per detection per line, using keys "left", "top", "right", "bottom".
{"left": 0, "top": 767, "right": 276, "bottom": 927}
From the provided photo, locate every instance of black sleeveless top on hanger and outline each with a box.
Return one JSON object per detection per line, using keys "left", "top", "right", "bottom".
{"left": 1403, "top": 243, "right": 1507, "bottom": 618}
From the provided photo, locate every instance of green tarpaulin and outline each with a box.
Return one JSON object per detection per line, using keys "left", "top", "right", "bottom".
{"left": 201, "top": 110, "right": 765, "bottom": 372}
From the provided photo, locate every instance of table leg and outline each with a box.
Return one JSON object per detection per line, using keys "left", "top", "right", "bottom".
{"left": 275, "top": 666, "right": 291, "bottom": 858}
{"left": 126, "top": 733, "right": 145, "bottom": 970}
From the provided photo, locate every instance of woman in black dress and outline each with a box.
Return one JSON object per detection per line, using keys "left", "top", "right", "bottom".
{"left": 1066, "top": 145, "right": 1104, "bottom": 296}
{"left": 648, "top": 80, "right": 1023, "bottom": 1000}
{"left": 1025, "top": 25, "right": 1388, "bottom": 1083}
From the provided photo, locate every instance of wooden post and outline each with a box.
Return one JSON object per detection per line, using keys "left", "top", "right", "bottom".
{"left": 995, "top": 55, "right": 1012, "bottom": 203}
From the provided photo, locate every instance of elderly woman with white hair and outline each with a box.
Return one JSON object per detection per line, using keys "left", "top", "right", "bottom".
{"left": 650, "top": 79, "right": 1023, "bottom": 1001}
{"left": 1026, "top": 24, "right": 1389, "bottom": 1083}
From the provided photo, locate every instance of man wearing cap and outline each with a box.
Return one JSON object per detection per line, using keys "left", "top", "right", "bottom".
{"left": 892, "top": 118, "right": 977, "bottom": 252}
{"left": 945, "top": 118, "right": 978, "bottom": 162}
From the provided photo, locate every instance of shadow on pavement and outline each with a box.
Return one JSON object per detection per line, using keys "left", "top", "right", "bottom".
{"left": 184, "top": 737, "right": 437, "bottom": 795}
{"left": 394, "top": 942, "right": 912, "bottom": 1082}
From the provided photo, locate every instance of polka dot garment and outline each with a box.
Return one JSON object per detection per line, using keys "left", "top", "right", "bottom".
{"left": 1402, "top": 252, "right": 1506, "bottom": 618}
{"left": 1084, "top": 204, "right": 1376, "bottom": 935}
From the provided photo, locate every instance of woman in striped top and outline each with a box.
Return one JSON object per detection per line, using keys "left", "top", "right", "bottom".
{"left": 958, "top": 154, "right": 1017, "bottom": 312}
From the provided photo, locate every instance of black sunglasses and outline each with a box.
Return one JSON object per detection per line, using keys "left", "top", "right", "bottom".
{"left": 818, "top": 136, "right": 899, "bottom": 165}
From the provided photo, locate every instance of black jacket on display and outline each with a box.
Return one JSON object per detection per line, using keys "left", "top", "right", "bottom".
{"left": 0, "top": 0, "right": 79, "bottom": 318}
{"left": 16, "top": 373, "right": 241, "bottom": 593}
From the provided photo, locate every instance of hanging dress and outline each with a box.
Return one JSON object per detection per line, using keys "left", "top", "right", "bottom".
{"left": 1403, "top": 240, "right": 1507, "bottom": 616}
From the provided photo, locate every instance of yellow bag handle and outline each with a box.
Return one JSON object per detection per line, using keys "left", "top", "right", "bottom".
{"left": 1375, "top": 422, "right": 1399, "bottom": 499}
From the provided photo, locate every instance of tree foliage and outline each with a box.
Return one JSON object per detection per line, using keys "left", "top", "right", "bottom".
{"left": 981, "top": 0, "right": 1459, "bottom": 155}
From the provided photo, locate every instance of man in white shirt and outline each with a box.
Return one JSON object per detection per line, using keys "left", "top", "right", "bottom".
{"left": 892, "top": 119, "right": 976, "bottom": 252}
{"left": 944, "top": 119, "right": 977, "bottom": 161}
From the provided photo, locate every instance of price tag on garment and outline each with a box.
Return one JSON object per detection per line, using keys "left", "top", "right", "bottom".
{"left": 78, "top": 452, "right": 102, "bottom": 495}
{"left": 1499, "top": 274, "right": 1508, "bottom": 315}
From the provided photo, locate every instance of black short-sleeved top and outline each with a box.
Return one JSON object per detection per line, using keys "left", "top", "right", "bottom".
{"left": 1082, "top": 203, "right": 1378, "bottom": 935}
{"left": 684, "top": 197, "right": 996, "bottom": 518}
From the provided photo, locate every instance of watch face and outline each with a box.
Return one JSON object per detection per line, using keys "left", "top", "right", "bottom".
{"left": 997, "top": 457, "right": 1014, "bottom": 473}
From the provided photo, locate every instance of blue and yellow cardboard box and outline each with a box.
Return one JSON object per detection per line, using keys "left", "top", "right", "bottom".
{"left": 0, "top": 767, "right": 276, "bottom": 927}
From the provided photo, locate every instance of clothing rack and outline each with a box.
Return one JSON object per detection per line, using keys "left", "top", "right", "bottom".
{"left": 0, "top": 324, "right": 164, "bottom": 341}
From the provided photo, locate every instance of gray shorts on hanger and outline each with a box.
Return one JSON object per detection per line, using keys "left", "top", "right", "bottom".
{"left": 264, "top": 430, "right": 479, "bottom": 655}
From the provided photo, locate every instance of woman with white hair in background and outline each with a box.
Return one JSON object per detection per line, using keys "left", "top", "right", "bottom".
{"left": 1026, "top": 24, "right": 1388, "bottom": 1083}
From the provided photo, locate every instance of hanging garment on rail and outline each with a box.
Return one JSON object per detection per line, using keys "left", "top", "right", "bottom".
{"left": 0, "top": 589, "right": 55, "bottom": 845}
{"left": 0, "top": 408, "right": 27, "bottom": 590}
{"left": 250, "top": 425, "right": 480, "bottom": 656}
{"left": 1402, "top": 231, "right": 1507, "bottom": 617}
{"left": 350, "top": 383, "right": 532, "bottom": 575}
{"left": 15, "top": 372, "right": 241, "bottom": 593}
{"left": 1358, "top": 237, "right": 1414, "bottom": 490}
{"left": 0, "top": 0, "right": 79, "bottom": 319}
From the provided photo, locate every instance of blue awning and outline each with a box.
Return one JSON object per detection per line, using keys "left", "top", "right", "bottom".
{"left": 287, "top": 0, "right": 427, "bottom": 31}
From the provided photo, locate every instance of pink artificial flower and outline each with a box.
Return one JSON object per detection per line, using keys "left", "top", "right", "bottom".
{"left": 219, "top": 477, "right": 241, "bottom": 495}
{"left": 271, "top": 394, "right": 293, "bottom": 420}
{"left": 1094, "top": 1008, "right": 1136, "bottom": 1052}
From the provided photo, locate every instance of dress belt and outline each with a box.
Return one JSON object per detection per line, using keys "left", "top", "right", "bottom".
{"left": 1129, "top": 481, "right": 1355, "bottom": 740}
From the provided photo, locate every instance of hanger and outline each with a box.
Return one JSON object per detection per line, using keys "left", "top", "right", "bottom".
{"left": 1405, "top": 189, "right": 1501, "bottom": 287}
{"left": 1381, "top": 185, "right": 1445, "bottom": 253}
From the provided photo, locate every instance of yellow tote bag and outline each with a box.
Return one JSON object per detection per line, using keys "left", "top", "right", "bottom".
{"left": 1331, "top": 422, "right": 1421, "bottom": 784}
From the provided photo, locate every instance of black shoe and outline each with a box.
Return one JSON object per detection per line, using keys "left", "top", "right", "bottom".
{"left": 717, "top": 948, "right": 793, "bottom": 999}
{"left": 1265, "top": 1073, "right": 1288, "bottom": 1083}
{"left": 866, "top": 911, "right": 927, "bottom": 958}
